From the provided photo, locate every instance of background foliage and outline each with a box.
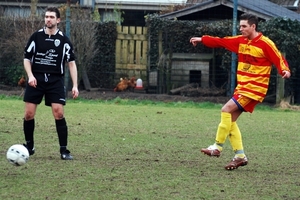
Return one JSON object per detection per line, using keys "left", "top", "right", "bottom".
{"left": 1, "top": 9, "right": 300, "bottom": 102}
{"left": 89, "top": 22, "right": 117, "bottom": 88}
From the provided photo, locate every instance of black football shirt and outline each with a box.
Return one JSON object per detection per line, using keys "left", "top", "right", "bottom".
{"left": 24, "top": 27, "right": 76, "bottom": 75}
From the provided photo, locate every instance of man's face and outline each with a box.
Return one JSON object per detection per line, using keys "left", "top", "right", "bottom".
{"left": 239, "top": 20, "right": 256, "bottom": 39}
{"left": 44, "top": 11, "right": 60, "bottom": 29}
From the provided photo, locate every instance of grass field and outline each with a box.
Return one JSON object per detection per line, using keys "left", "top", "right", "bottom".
{"left": 0, "top": 96, "right": 299, "bottom": 200}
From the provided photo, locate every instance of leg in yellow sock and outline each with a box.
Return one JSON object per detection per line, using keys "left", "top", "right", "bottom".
{"left": 214, "top": 112, "right": 232, "bottom": 151}
{"left": 229, "top": 122, "right": 245, "bottom": 158}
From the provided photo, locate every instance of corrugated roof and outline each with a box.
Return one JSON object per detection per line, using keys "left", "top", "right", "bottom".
{"left": 94, "top": 0, "right": 187, "bottom": 11}
{"left": 0, "top": 0, "right": 77, "bottom": 3}
{"left": 95, "top": 0, "right": 186, "bottom": 3}
{"left": 161, "top": 0, "right": 300, "bottom": 21}
{"left": 270, "top": 0, "right": 299, "bottom": 10}
{"left": 188, "top": 0, "right": 299, "bottom": 7}
{"left": 238, "top": 0, "right": 300, "bottom": 19}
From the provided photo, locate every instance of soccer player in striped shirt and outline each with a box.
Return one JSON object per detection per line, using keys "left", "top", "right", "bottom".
{"left": 190, "top": 13, "right": 291, "bottom": 170}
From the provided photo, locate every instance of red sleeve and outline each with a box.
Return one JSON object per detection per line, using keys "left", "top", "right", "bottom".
{"left": 263, "top": 41, "right": 290, "bottom": 75}
{"left": 202, "top": 35, "right": 241, "bottom": 53}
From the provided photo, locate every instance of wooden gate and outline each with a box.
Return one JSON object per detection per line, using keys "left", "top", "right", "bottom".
{"left": 115, "top": 26, "right": 148, "bottom": 79}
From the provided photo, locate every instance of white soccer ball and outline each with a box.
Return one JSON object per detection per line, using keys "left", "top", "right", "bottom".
{"left": 6, "top": 144, "right": 29, "bottom": 166}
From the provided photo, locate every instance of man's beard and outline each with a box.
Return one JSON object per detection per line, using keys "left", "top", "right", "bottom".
{"left": 45, "top": 23, "right": 55, "bottom": 29}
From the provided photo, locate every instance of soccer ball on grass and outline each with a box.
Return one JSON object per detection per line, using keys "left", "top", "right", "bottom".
{"left": 6, "top": 144, "right": 29, "bottom": 166}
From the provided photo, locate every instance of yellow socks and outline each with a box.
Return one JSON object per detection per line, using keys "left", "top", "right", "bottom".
{"left": 215, "top": 112, "right": 232, "bottom": 146}
{"left": 212, "top": 112, "right": 246, "bottom": 158}
{"left": 229, "top": 122, "right": 245, "bottom": 158}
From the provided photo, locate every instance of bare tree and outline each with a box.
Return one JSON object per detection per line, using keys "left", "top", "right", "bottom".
{"left": 0, "top": 15, "right": 43, "bottom": 85}
{"left": 59, "top": 4, "right": 99, "bottom": 90}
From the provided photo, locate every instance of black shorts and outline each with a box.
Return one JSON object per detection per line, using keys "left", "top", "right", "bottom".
{"left": 24, "top": 73, "right": 66, "bottom": 106}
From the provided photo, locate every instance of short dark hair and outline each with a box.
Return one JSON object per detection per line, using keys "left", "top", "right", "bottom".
{"left": 240, "top": 13, "right": 258, "bottom": 30}
{"left": 45, "top": 7, "right": 60, "bottom": 19}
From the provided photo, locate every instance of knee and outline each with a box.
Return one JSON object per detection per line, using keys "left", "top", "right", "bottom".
{"left": 52, "top": 107, "right": 64, "bottom": 120}
{"left": 54, "top": 113, "right": 64, "bottom": 120}
{"left": 221, "top": 106, "right": 232, "bottom": 113}
{"left": 24, "top": 112, "right": 34, "bottom": 121}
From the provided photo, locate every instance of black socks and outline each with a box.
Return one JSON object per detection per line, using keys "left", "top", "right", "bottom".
{"left": 23, "top": 118, "right": 35, "bottom": 150}
{"left": 24, "top": 118, "right": 69, "bottom": 154}
{"left": 55, "top": 118, "right": 68, "bottom": 153}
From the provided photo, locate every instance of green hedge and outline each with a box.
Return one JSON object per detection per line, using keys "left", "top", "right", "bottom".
{"left": 87, "top": 22, "right": 117, "bottom": 88}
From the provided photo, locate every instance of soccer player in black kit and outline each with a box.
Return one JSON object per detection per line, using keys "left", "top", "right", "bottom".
{"left": 23, "top": 7, "right": 79, "bottom": 160}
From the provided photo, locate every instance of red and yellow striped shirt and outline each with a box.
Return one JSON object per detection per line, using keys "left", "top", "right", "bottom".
{"left": 202, "top": 33, "right": 290, "bottom": 102}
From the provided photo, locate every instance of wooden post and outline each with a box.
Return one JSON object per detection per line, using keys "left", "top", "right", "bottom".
{"left": 30, "top": 0, "right": 38, "bottom": 19}
{"left": 166, "top": 35, "right": 173, "bottom": 93}
{"left": 65, "top": 0, "right": 71, "bottom": 95}
{"left": 276, "top": 52, "right": 286, "bottom": 104}
{"left": 211, "top": 48, "right": 215, "bottom": 86}
{"left": 276, "top": 73, "right": 285, "bottom": 104}
{"left": 158, "top": 31, "right": 163, "bottom": 94}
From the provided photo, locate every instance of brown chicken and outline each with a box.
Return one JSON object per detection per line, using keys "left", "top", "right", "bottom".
{"left": 18, "top": 76, "right": 26, "bottom": 88}
{"left": 114, "top": 78, "right": 129, "bottom": 92}
{"left": 127, "top": 76, "right": 136, "bottom": 91}
{"left": 18, "top": 76, "right": 26, "bottom": 96}
{"left": 113, "top": 76, "right": 136, "bottom": 92}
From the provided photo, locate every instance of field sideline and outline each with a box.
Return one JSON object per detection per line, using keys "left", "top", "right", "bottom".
{"left": 0, "top": 97, "right": 299, "bottom": 200}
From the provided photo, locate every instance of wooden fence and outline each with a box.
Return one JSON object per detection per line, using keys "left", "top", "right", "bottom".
{"left": 115, "top": 26, "right": 148, "bottom": 80}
